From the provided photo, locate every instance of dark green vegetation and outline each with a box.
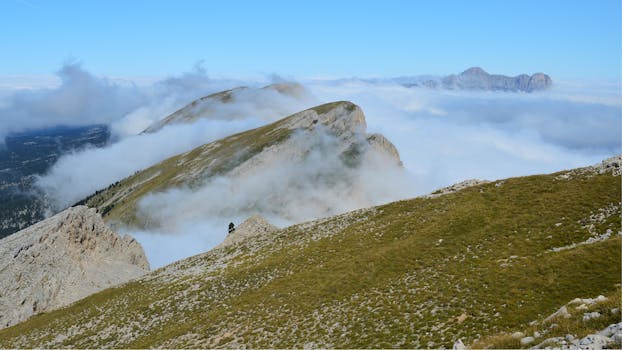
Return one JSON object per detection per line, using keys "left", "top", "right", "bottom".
{"left": 0, "top": 125, "right": 109, "bottom": 238}
{"left": 0, "top": 166, "right": 619, "bottom": 348}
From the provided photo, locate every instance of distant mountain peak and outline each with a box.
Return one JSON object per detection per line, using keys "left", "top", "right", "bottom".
{"left": 397, "top": 68, "right": 553, "bottom": 92}
{"left": 461, "top": 67, "right": 488, "bottom": 76}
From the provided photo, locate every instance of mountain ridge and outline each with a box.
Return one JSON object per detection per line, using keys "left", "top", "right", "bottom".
{"left": 141, "top": 82, "right": 308, "bottom": 134}
{"left": 396, "top": 67, "right": 553, "bottom": 92}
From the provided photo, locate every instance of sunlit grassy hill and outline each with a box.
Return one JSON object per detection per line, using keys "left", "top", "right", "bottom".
{"left": 1, "top": 158, "right": 619, "bottom": 348}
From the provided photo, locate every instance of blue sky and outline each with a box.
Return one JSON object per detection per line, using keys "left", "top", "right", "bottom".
{"left": 1, "top": 0, "right": 620, "bottom": 79}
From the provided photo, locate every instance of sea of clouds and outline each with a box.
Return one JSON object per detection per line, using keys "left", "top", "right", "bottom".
{"left": 1, "top": 64, "right": 619, "bottom": 267}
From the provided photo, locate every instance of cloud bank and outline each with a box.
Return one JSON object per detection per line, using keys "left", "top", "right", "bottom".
{"left": 0, "top": 62, "right": 254, "bottom": 145}
{"left": 306, "top": 79, "right": 621, "bottom": 192}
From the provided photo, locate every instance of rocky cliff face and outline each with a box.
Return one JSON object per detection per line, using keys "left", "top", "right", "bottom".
{"left": 0, "top": 205, "right": 149, "bottom": 329}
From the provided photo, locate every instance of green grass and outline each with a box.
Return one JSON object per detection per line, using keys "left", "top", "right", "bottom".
{"left": 311, "top": 101, "right": 356, "bottom": 115}
{"left": 1, "top": 168, "right": 619, "bottom": 348}
{"left": 474, "top": 288, "right": 622, "bottom": 348}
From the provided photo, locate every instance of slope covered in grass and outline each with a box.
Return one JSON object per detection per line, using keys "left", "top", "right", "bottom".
{"left": 1, "top": 161, "right": 619, "bottom": 348}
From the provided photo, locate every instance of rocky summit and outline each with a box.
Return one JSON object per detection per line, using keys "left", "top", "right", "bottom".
{"left": 0, "top": 205, "right": 149, "bottom": 329}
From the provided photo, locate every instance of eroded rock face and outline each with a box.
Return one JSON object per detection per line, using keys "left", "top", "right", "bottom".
{"left": 0, "top": 205, "right": 149, "bottom": 329}
{"left": 215, "top": 101, "right": 403, "bottom": 192}
{"left": 366, "top": 133, "right": 403, "bottom": 167}
{"left": 597, "top": 155, "right": 622, "bottom": 176}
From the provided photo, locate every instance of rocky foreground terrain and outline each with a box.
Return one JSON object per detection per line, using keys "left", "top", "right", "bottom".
{"left": 0, "top": 205, "right": 149, "bottom": 329}
{"left": 0, "top": 156, "right": 618, "bottom": 348}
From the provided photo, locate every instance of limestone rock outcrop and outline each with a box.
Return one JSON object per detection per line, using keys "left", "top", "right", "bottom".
{"left": 0, "top": 205, "right": 149, "bottom": 329}
{"left": 219, "top": 215, "right": 278, "bottom": 248}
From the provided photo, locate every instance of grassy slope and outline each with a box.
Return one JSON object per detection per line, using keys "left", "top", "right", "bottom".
{"left": 1, "top": 169, "right": 619, "bottom": 348}
{"left": 81, "top": 108, "right": 295, "bottom": 226}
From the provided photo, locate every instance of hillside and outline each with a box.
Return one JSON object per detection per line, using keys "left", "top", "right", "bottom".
{"left": 0, "top": 206, "right": 148, "bottom": 329}
{"left": 79, "top": 101, "right": 402, "bottom": 229}
{"left": 141, "top": 82, "right": 307, "bottom": 133}
{"left": 1, "top": 157, "right": 619, "bottom": 348}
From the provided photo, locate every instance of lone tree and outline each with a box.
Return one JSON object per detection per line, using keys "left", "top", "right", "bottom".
{"left": 228, "top": 222, "right": 235, "bottom": 234}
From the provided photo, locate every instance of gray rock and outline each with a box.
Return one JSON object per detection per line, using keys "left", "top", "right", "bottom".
{"left": 219, "top": 215, "right": 278, "bottom": 248}
{"left": 544, "top": 305, "right": 571, "bottom": 322}
{"left": 599, "top": 323, "right": 622, "bottom": 337}
{"left": 520, "top": 336, "right": 535, "bottom": 345}
{"left": 597, "top": 155, "right": 622, "bottom": 176}
{"left": 452, "top": 339, "right": 466, "bottom": 350}
{"left": 583, "top": 311, "right": 601, "bottom": 321}
{"left": 579, "top": 334, "right": 611, "bottom": 349}
{"left": 512, "top": 331, "right": 525, "bottom": 338}
{"left": 0, "top": 206, "right": 149, "bottom": 329}
{"left": 366, "top": 133, "right": 403, "bottom": 167}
